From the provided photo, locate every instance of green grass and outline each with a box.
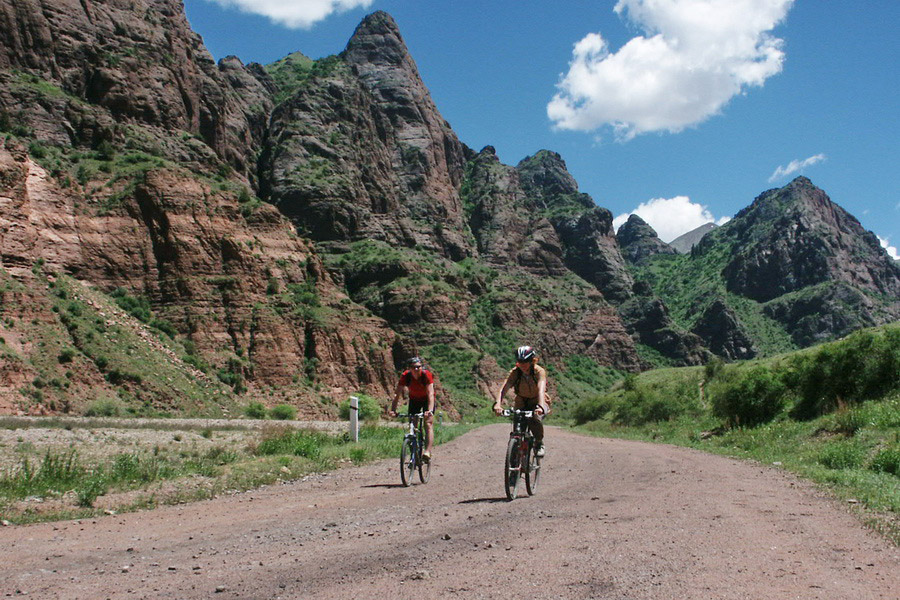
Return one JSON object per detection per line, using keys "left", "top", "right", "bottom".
{"left": 570, "top": 323, "right": 900, "bottom": 544}
{"left": 0, "top": 419, "right": 474, "bottom": 524}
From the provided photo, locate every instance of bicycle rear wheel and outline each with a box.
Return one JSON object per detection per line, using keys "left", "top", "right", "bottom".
{"left": 525, "top": 442, "right": 541, "bottom": 496}
{"left": 400, "top": 436, "right": 416, "bottom": 487}
{"left": 504, "top": 437, "right": 522, "bottom": 500}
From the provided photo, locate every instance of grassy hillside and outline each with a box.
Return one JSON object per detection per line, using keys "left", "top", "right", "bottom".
{"left": 570, "top": 323, "right": 900, "bottom": 543}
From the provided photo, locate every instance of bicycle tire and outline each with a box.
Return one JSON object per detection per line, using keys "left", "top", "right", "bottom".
{"left": 525, "top": 441, "right": 541, "bottom": 496}
{"left": 400, "top": 436, "right": 416, "bottom": 487}
{"left": 418, "top": 451, "right": 431, "bottom": 483}
{"left": 504, "top": 437, "right": 522, "bottom": 500}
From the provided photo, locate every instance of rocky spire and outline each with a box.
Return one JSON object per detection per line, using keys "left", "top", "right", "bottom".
{"left": 616, "top": 214, "right": 677, "bottom": 264}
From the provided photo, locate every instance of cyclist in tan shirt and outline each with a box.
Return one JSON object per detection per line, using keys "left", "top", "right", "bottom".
{"left": 493, "top": 345, "right": 550, "bottom": 457}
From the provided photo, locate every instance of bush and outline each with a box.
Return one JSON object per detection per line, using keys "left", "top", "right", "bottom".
{"left": 571, "top": 394, "right": 618, "bottom": 425}
{"left": 339, "top": 394, "right": 382, "bottom": 422}
{"left": 712, "top": 365, "right": 786, "bottom": 427}
{"left": 818, "top": 441, "right": 865, "bottom": 470}
{"left": 83, "top": 397, "right": 123, "bottom": 417}
{"left": 869, "top": 446, "right": 900, "bottom": 476}
{"left": 244, "top": 401, "right": 267, "bottom": 419}
{"left": 269, "top": 404, "right": 297, "bottom": 421}
{"left": 788, "top": 327, "right": 900, "bottom": 419}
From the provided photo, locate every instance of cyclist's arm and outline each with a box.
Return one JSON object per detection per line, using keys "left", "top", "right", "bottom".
{"left": 493, "top": 375, "right": 514, "bottom": 413}
{"left": 390, "top": 381, "right": 405, "bottom": 415}
{"left": 426, "top": 382, "right": 435, "bottom": 414}
{"left": 536, "top": 370, "right": 549, "bottom": 415}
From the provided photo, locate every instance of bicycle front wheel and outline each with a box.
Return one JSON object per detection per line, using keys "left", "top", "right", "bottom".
{"left": 418, "top": 449, "right": 431, "bottom": 484}
{"left": 525, "top": 442, "right": 541, "bottom": 496}
{"left": 400, "top": 436, "right": 416, "bottom": 487}
{"left": 504, "top": 437, "right": 522, "bottom": 500}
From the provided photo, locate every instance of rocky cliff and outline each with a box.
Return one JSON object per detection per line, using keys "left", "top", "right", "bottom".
{"left": 0, "top": 3, "right": 895, "bottom": 417}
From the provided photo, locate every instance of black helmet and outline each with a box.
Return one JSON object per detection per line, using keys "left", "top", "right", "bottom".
{"left": 515, "top": 346, "right": 536, "bottom": 362}
{"left": 407, "top": 356, "right": 424, "bottom": 368}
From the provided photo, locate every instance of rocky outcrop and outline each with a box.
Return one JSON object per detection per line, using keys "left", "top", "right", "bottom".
{"left": 465, "top": 147, "right": 567, "bottom": 275}
{"left": 714, "top": 177, "right": 900, "bottom": 302}
{"left": 515, "top": 150, "right": 634, "bottom": 303}
{"left": 0, "top": 139, "right": 399, "bottom": 410}
{"left": 0, "top": 0, "right": 271, "bottom": 179}
{"left": 690, "top": 298, "right": 757, "bottom": 360}
{"left": 617, "top": 214, "right": 678, "bottom": 265}
{"left": 264, "top": 12, "right": 471, "bottom": 260}
{"left": 762, "top": 282, "right": 896, "bottom": 347}
{"left": 617, "top": 292, "right": 710, "bottom": 366}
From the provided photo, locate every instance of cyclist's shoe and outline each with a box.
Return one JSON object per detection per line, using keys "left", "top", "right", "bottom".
{"left": 535, "top": 443, "right": 545, "bottom": 458}
{"left": 422, "top": 451, "right": 431, "bottom": 464}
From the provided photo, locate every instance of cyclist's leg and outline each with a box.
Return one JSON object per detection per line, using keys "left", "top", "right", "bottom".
{"left": 516, "top": 396, "right": 544, "bottom": 443}
{"left": 424, "top": 411, "right": 434, "bottom": 455}
{"left": 409, "top": 399, "right": 432, "bottom": 460}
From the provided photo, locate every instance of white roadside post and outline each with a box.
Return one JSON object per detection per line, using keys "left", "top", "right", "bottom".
{"left": 349, "top": 396, "right": 359, "bottom": 443}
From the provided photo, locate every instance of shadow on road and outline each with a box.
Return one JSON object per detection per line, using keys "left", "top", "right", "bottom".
{"left": 458, "top": 497, "right": 508, "bottom": 504}
{"left": 362, "top": 483, "right": 407, "bottom": 489}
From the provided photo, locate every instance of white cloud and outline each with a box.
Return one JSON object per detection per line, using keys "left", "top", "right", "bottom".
{"left": 202, "top": 0, "right": 374, "bottom": 29}
{"left": 878, "top": 236, "right": 899, "bottom": 261}
{"left": 548, "top": 0, "right": 794, "bottom": 140}
{"left": 768, "top": 153, "right": 827, "bottom": 182}
{"left": 613, "top": 196, "right": 730, "bottom": 242}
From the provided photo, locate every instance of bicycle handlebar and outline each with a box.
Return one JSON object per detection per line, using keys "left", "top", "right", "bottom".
{"left": 396, "top": 411, "right": 429, "bottom": 419}
{"left": 502, "top": 409, "right": 535, "bottom": 418}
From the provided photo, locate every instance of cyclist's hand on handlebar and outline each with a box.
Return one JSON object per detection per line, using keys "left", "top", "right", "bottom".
{"left": 534, "top": 405, "right": 545, "bottom": 416}
{"left": 388, "top": 409, "right": 398, "bottom": 418}
{"left": 493, "top": 404, "right": 503, "bottom": 416}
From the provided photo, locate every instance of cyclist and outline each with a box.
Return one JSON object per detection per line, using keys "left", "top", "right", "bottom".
{"left": 389, "top": 357, "right": 436, "bottom": 462}
{"left": 493, "top": 345, "right": 550, "bottom": 457}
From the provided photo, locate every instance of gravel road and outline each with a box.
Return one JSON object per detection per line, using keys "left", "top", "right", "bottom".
{"left": 2, "top": 425, "right": 897, "bottom": 599}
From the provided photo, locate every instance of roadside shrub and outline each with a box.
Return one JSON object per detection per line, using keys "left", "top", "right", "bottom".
{"left": 869, "top": 446, "right": 900, "bottom": 476}
{"left": 244, "top": 401, "right": 267, "bottom": 419}
{"left": 83, "top": 397, "right": 123, "bottom": 417}
{"left": 76, "top": 476, "right": 107, "bottom": 508}
{"left": 612, "top": 388, "right": 680, "bottom": 425}
{"left": 349, "top": 446, "right": 367, "bottom": 464}
{"left": 269, "top": 404, "right": 297, "bottom": 421}
{"left": 339, "top": 394, "right": 382, "bottom": 422}
{"left": 712, "top": 365, "right": 786, "bottom": 427}
{"left": 789, "top": 327, "right": 900, "bottom": 419}
{"left": 818, "top": 441, "right": 865, "bottom": 470}
{"left": 571, "top": 394, "right": 618, "bottom": 425}
{"left": 255, "top": 427, "right": 325, "bottom": 459}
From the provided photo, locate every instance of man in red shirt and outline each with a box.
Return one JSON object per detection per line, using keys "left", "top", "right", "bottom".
{"left": 389, "top": 357, "right": 436, "bottom": 462}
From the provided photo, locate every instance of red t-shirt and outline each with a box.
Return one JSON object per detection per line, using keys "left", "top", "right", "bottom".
{"left": 399, "top": 369, "right": 434, "bottom": 401}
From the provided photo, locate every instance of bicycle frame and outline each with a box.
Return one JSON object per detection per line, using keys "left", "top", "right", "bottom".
{"left": 502, "top": 408, "right": 540, "bottom": 500}
{"left": 397, "top": 411, "right": 430, "bottom": 486}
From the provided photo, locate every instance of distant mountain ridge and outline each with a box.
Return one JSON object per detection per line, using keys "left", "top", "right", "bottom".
{"left": 669, "top": 223, "right": 718, "bottom": 254}
{"left": 0, "top": 4, "right": 896, "bottom": 417}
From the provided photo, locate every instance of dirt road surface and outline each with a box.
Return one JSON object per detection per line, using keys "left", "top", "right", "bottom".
{"left": 2, "top": 425, "right": 898, "bottom": 599}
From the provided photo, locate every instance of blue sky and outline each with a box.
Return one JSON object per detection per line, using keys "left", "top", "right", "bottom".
{"left": 183, "top": 0, "right": 899, "bottom": 258}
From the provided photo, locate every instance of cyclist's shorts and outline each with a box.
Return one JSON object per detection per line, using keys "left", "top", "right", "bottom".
{"left": 514, "top": 395, "right": 546, "bottom": 418}
{"left": 408, "top": 398, "right": 432, "bottom": 415}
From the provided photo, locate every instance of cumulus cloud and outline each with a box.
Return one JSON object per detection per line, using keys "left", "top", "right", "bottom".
{"left": 878, "top": 236, "right": 899, "bottom": 261}
{"left": 548, "top": 0, "right": 794, "bottom": 139}
{"left": 768, "top": 153, "right": 827, "bottom": 182}
{"left": 202, "top": 0, "right": 374, "bottom": 29}
{"left": 613, "top": 196, "right": 730, "bottom": 242}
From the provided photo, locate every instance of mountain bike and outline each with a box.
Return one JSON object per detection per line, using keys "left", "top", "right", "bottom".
{"left": 397, "top": 411, "right": 431, "bottom": 486}
{"left": 502, "top": 408, "right": 541, "bottom": 500}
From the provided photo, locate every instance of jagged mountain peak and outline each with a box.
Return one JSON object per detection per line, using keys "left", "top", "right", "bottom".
{"left": 616, "top": 214, "right": 677, "bottom": 265}
{"left": 707, "top": 176, "right": 900, "bottom": 303}
{"left": 344, "top": 11, "right": 411, "bottom": 69}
